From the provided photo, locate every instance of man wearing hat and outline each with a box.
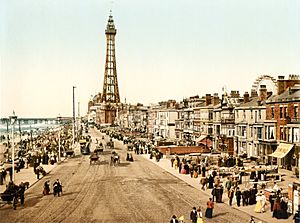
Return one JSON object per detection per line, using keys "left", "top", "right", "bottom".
{"left": 190, "top": 207, "right": 197, "bottom": 223}
{"left": 170, "top": 215, "right": 179, "bottom": 223}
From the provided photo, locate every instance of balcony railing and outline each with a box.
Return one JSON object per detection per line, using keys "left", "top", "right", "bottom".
{"left": 220, "top": 118, "right": 235, "bottom": 124}
{"left": 289, "top": 117, "right": 300, "bottom": 124}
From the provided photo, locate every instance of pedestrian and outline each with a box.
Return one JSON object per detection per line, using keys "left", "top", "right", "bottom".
{"left": 228, "top": 187, "right": 234, "bottom": 206}
{"left": 208, "top": 174, "right": 214, "bottom": 189}
{"left": 53, "top": 179, "right": 62, "bottom": 197}
{"left": 261, "top": 192, "right": 266, "bottom": 213}
{"left": 190, "top": 207, "right": 197, "bottom": 223}
{"left": 254, "top": 192, "right": 262, "bottom": 213}
{"left": 293, "top": 205, "right": 300, "bottom": 223}
{"left": 211, "top": 186, "right": 216, "bottom": 202}
{"left": 19, "top": 182, "right": 26, "bottom": 205}
{"left": 200, "top": 177, "right": 207, "bottom": 190}
{"left": 205, "top": 198, "right": 214, "bottom": 218}
{"left": 178, "top": 216, "right": 184, "bottom": 223}
{"left": 273, "top": 182, "right": 279, "bottom": 193}
{"left": 269, "top": 192, "right": 276, "bottom": 212}
{"left": 170, "top": 215, "right": 179, "bottom": 223}
{"left": 249, "top": 216, "right": 255, "bottom": 223}
{"left": 196, "top": 207, "right": 203, "bottom": 223}
{"left": 235, "top": 187, "right": 242, "bottom": 207}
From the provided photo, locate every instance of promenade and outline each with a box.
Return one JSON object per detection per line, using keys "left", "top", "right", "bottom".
{"left": 141, "top": 154, "right": 293, "bottom": 223}
{"left": 0, "top": 143, "right": 81, "bottom": 195}
{"left": 0, "top": 160, "right": 62, "bottom": 194}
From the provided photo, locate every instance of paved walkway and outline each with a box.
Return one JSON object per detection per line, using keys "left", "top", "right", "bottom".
{"left": 0, "top": 143, "right": 81, "bottom": 195}
{"left": 0, "top": 160, "right": 64, "bottom": 194}
{"left": 141, "top": 154, "right": 293, "bottom": 223}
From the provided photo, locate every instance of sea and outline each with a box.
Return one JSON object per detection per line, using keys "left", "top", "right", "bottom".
{"left": 0, "top": 119, "right": 60, "bottom": 141}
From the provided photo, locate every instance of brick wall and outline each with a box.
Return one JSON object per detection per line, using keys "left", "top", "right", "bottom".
{"left": 266, "top": 101, "right": 300, "bottom": 141}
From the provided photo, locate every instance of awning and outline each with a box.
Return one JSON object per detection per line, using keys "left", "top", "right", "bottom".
{"left": 196, "top": 135, "right": 206, "bottom": 143}
{"left": 269, "top": 143, "right": 294, "bottom": 158}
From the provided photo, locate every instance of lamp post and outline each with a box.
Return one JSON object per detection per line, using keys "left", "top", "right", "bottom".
{"left": 9, "top": 111, "right": 17, "bottom": 182}
{"left": 57, "top": 115, "right": 62, "bottom": 162}
{"left": 72, "top": 86, "right": 76, "bottom": 149}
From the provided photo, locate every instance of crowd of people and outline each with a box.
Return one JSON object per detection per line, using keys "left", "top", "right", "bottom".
{"left": 166, "top": 153, "right": 294, "bottom": 221}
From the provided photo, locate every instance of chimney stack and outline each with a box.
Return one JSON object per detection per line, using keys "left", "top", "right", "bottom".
{"left": 277, "top": 75, "right": 300, "bottom": 95}
{"left": 205, "top": 94, "right": 212, "bottom": 106}
{"left": 259, "top": 85, "right": 267, "bottom": 101}
{"left": 243, "top": 92, "right": 250, "bottom": 103}
{"left": 213, "top": 93, "right": 220, "bottom": 106}
{"left": 251, "top": 89, "right": 258, "bottom": 98}
{"left": 277, "top": 75, "right": 285, "bottom": 95}
{"left": 230, "top": 90, "right": 240, "bottom": 98}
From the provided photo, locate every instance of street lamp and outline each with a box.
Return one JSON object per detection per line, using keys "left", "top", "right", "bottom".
{"left": 72, "top": 86, "right": 76, "bottom": 149}
{"left": 9, "top": 111, "right": 17, "bottom": 182}
{"left": 57, "top": 115, "right": 62, "bottom": 161}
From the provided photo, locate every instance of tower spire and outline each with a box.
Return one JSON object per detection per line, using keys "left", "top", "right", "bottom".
{"left": 101, "top": 12, "right": 120, "bottom": 103}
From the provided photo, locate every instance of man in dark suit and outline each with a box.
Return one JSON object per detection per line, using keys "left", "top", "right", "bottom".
{"left": 190, "top": 207, "right": 197, "bottom": 223}
{"left": 170, "top": 215, "right": 179, "bottom": 223}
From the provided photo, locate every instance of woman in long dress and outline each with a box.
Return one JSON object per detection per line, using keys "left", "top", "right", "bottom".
{"left": 254, "top": 193, "right": 262, "bottom": 213}
{"left": 205, "top": 198, "right": 214, "bottom": 218}
{"left": 197, "top": 207, "right": 203, "bottom": 223}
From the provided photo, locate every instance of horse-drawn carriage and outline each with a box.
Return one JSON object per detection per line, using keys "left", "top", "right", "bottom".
{"left": 90, "top": 152, "right": 100, "bottom": 165}
{"left": 65, "top": 150, "right": 75, "bottom": 157}
{"left": 107, "top": 141, "right": 114, "bottom": 149}
{"left": 0, "top": 182, "right": 25, "bottom": 209}
{"left": 94, "top": 145, "right": 104, "bottom": 154}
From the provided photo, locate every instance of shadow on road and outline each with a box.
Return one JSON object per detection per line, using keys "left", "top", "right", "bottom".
{"left": 213, "top": 212, "right": 229, "bottom": 217}
{"left": 112, "top": 162, "right": 130, "bottom": 167}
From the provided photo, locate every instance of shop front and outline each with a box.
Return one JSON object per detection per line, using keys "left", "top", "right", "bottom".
{"left": 269, "top": 143, "right": 294, "bottom": 170}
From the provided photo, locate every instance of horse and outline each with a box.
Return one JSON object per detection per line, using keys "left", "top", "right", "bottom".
{"left": 110, "top": 153, "right": 120, "bottom": 166}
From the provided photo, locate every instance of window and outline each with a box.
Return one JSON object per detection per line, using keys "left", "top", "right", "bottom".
{"left": 257, "top": 127, "right": 262, "bottom": 139}
{"left": 209, "top": 111, "right": 213, "bottom": 120}
{"left": 236, "top": 110, "right": 239, "bottom": 118}
{"left": 280, "top": 127, "right": 284, "bottom": 140}
{"left": 242, "top": 126, "right": 246, "bottom": 137}
{"left": 258, "top": 110, "right": 261, "bottom": 119}
{"left": 216, "top": 125, "right": 220, "bottom": 135}
{"left": 280, "top": 107, "right": 283, "bottom": 118}
{"left": 243, "top": 110, "right": 246, "bottom": 119}
{"left": 284, "top": 107, "right": 288, "bottom": 118}
{"left": 271, "top": 107, "right": 275, "bottom": 119}
{"left": 295, "top": 106, "right": 299, "bottom": 118}
{"left": 251, "top": 110, "right": 253, "bottom": 119}
{"left": 269, "top": 126, "right": 275, "bottom": 139}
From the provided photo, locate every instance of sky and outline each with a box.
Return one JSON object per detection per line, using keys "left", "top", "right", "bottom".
{"left": 1, "top": 0, "right": 300, "bottom": 118}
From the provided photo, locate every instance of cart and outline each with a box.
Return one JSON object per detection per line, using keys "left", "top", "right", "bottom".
{"left": 90, "top": 153, "right": 100, "bottom": 165}
{"left": 94, "top": 145, "right": 104, "bottom": 154}
{"left": 0, "top": 186, "right": 24, "bottom": 209}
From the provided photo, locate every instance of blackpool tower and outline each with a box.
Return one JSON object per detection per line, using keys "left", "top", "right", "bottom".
{"left": 96, "top": 13, "right": 121, "bottom": 125}
{"left": 101, "top": 13, "right": 120, "bottom": 103}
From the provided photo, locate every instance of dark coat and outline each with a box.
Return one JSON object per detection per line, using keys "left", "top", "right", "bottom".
{"left": 190, "top": 210, "right": 197, "bottom": 223}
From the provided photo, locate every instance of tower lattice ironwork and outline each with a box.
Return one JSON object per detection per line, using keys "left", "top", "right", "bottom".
{"left": 101, "top": 14, "right": 120, "bottom": 103}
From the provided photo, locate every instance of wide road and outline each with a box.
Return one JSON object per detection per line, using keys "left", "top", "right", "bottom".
{"left": 0, "top": 128, "right": 252, "bottom": 223}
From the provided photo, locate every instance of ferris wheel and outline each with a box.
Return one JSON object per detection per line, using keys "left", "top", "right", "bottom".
{"left": 251, "top": 75, "right": 277, "bottom": 93}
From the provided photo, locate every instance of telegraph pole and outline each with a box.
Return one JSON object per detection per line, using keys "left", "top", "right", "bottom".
{"left": 72, "top": 86, "right": 76, "bottom": 149}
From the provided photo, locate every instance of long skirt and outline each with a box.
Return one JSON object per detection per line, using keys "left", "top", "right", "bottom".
{"left": 254, "top": 201, "right": 262, "bottom": 213}
{"left": 205, "top": 208, "right": 213, "bottom": 218}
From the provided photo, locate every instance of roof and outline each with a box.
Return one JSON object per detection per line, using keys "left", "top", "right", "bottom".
{"left": 237, "top": 97, "right": 266, "bottom": 108}
{"left": 267, "top": 85, "right": 300, "bottom": 103}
